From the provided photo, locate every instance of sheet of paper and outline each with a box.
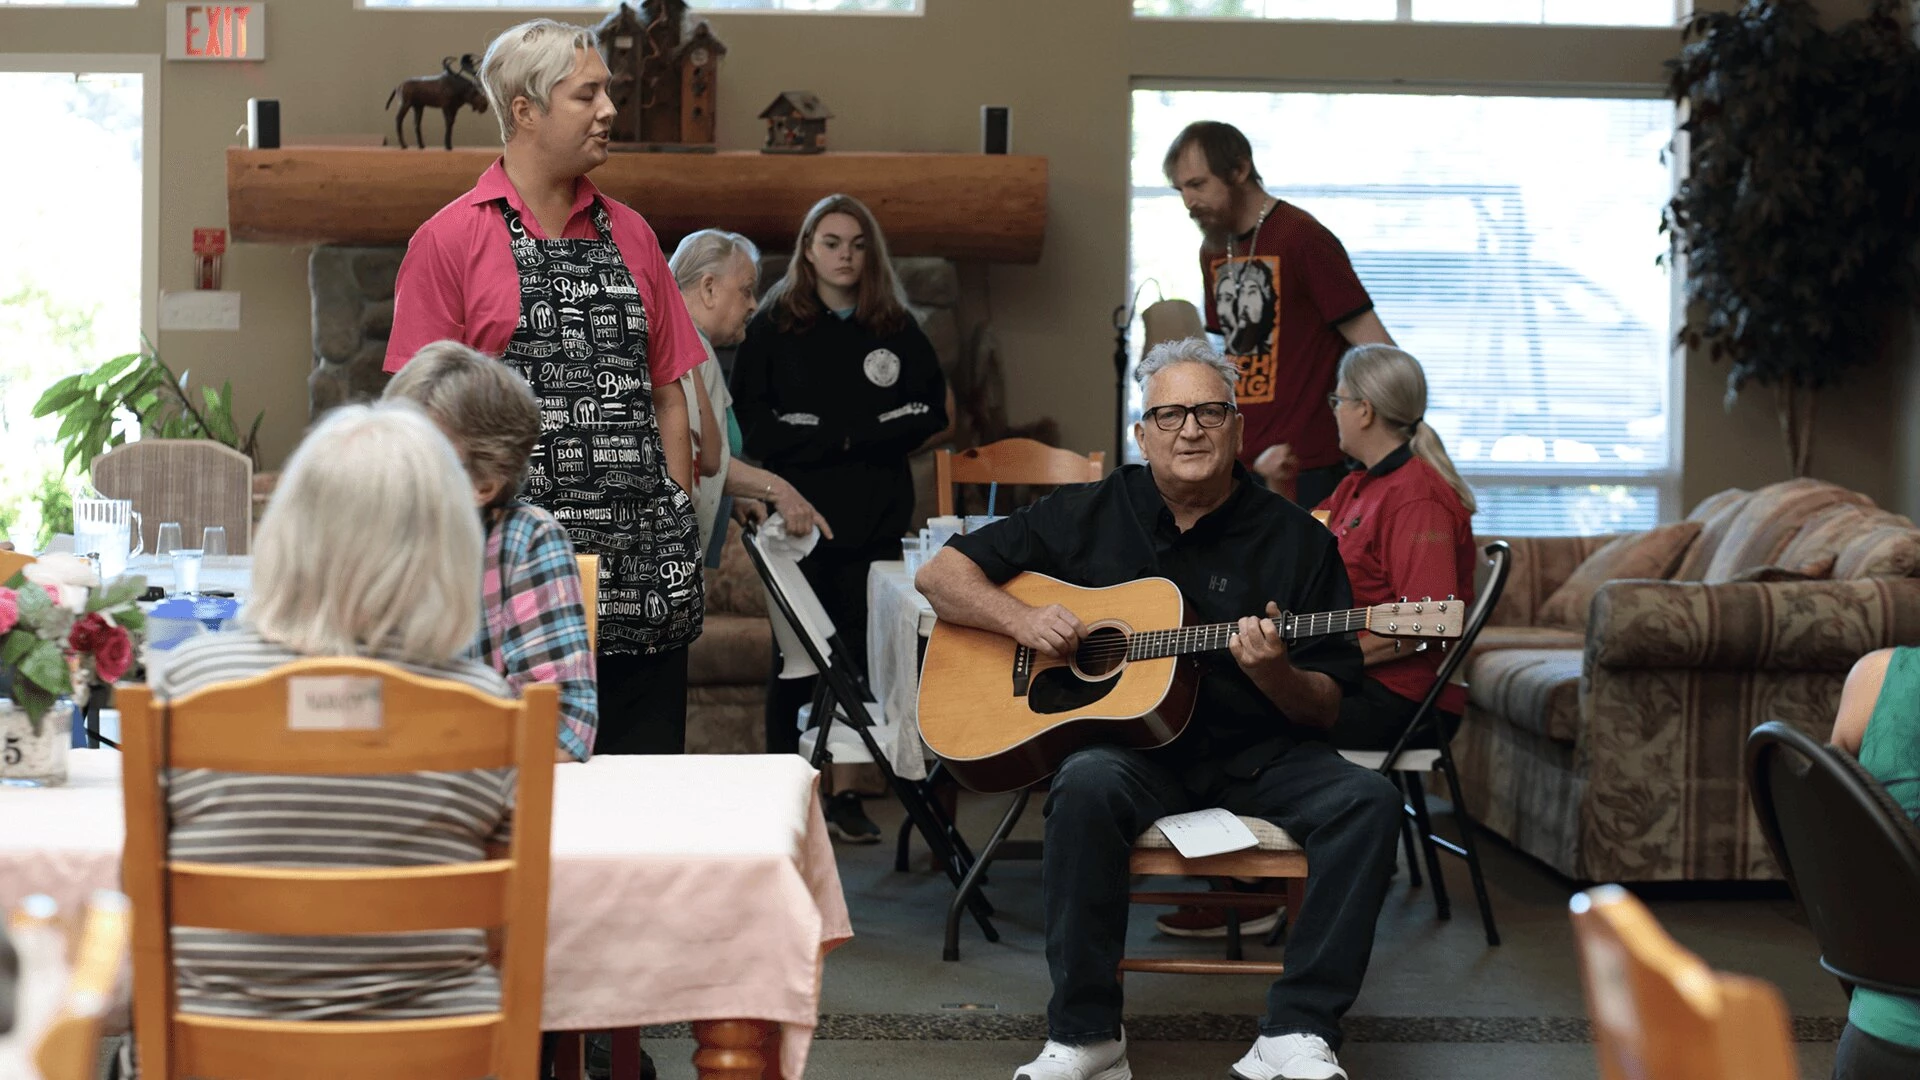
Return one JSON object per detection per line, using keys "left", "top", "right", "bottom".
{"left": 1153, "top": 808, "right": 1259, "bottom": 859}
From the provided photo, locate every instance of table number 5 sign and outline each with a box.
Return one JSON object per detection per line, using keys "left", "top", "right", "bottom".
{"left": 288, "top": 676, "right": 383, "bottom": 731}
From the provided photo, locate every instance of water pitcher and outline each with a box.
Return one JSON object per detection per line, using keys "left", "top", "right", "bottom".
{"left": 72, "top": 496, "right": 141, "bottom": 580}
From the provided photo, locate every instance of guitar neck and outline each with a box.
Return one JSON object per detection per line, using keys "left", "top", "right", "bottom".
{"left": 1125, "top": 608, "right": 1370, "bottom": 661}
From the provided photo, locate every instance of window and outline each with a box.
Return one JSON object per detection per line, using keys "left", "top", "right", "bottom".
{"left": 1133, "top": 1, "right": 1679, "bottom": 27}
{"left": 361, "top": 0, "right": 917, "bottom": 11}
{"left": 1, "top": 63, "right": 151, "bottom": 548}
{"left": 1130, "top": 89, "right": 1677, "bottom": 535}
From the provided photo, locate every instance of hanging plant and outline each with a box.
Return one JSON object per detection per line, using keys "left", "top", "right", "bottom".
{"left": 1663, "top": 0, "right": 1920, "bottom": 476}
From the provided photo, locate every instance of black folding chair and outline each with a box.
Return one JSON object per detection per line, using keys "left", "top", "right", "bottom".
{"left": 1746, "top": 720, "right": 1920, "bottom": 999}
{"left": 740, "top": 523, "right": 1002, "bottom": 943}
{"left": 1338, "top": 540, "right": 1510, "bottom": 946}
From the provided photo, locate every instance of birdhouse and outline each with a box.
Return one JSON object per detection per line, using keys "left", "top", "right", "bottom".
{"left": 676, "top": 22, "right": 726, "bottom": 146}
{"left": 595, "top": 0, "right": 724, "bottom": 150}
{"left": 759, "top": 91, "right": 832, "bottom": 155}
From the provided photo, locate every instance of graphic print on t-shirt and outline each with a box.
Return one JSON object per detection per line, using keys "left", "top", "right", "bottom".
{"left": 1209, "top": 253, "right": 1281, "bottom": 405}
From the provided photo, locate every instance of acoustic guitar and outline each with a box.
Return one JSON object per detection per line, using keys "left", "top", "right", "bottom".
{"left": 917, "top": 573, "right": 1463, "bottom": 793}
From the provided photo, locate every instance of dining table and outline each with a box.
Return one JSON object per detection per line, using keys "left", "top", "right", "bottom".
{"left": 0, "top": 750, "right": 852, "bottom": 1080}
{"left": 863, "top": 559, "right": 937, "bottom": 781}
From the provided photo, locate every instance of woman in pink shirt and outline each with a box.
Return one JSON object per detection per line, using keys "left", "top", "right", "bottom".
{"left": 387, "top": 18, "right": 707, "bottom": 755}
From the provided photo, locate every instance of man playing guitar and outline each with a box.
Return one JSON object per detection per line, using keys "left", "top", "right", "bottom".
{"left": 915, "top": 338, "right": 1402, "bottom": 1080}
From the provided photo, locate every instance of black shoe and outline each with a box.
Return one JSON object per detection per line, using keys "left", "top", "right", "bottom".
{"left": 824, "top": 791, "right": 882, "bottom": 844}
{"left": 584, "top": 1034, "right": 655, "bottom": 1080}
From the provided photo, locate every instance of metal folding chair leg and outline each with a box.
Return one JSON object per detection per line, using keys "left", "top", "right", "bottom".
{"left": 1392, "top": 773, "right": 1424, "bottom": 888}
{"left": 1405, "top": 770, "right": 1452, "bottom": 921}
{"left": 1436, "top": 746, "right": 1501, "bottom": 946}
{"left": 944, "top": 786, "right": 1031, "bottom": 961}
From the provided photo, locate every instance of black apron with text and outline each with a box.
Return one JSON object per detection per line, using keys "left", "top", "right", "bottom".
{"left": 496, "top": 200, "right": 702, "bottom": 655}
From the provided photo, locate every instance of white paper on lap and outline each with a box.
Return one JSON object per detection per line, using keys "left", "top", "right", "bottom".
{"left": 1153, "top": 808, "right": 1259, "bottom": 859}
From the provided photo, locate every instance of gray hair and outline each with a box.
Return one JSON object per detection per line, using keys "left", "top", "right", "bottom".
{"left": 1337, "top": 344, "right": 1478, "bottom": 514}
{"left": 669, "top": 229, "right": 762, "bottom": 293}
{"left": 246, "top": 403, "right": 483, "bottom": 665}
{"left": 382, "top": 341, "right": 540, "bottom": 505}
{"left": 480, "top": 18, "right": 598, "bottom": 143}
{"left": 1135, "top": 336, "right": 1240, "bottom": 399}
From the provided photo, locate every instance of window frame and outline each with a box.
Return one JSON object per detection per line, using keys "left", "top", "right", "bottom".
{"left": 0, "top": 52, "right": 161, "bottom": 346}
{"left": 1126, "top": 77, "right": 1685, "bottom": 528}
{"left": 353, "top": 0, "right": 921, "bottom": 14}
{"left": 1130, "top": 0, "right": 1686, "bottom": 30}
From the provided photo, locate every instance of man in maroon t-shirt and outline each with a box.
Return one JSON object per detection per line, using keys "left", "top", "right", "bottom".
{"left": 1166, "top": 121, "right": 1395, "bottom": 507}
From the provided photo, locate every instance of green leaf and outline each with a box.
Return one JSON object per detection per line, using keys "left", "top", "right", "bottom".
{"left": 79, "top": 352, "right": 140, "bottom": 390}
{"left": 31, "top": 377, "right": 87, "bottom": 417}
{"left": 14, "top": 583, "right": 53, "bottom": 625}
{"left": 90, "top": 577, "right": 145, "bottom": 612}
{"left": 114, "top": 608, "right": 146, "bottom": 635}
{"left": 0, "top": 629, "right": 35, "bottom": 668}
{"left": 11, "top": 679, "right": 55, "bottom": 731}
{"left": 202, "top": 386, "right": 238, "bottom": 444}
{"left": 18, "top": 639, "right": 69, "bottom": 697}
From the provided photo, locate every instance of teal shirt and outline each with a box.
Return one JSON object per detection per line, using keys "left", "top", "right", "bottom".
{"left": 1849, "top": 646, "right": 1920, "bottom": 1048}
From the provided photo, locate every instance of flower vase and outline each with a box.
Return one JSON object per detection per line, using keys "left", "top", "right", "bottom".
{"left": 0, "top": 698, "right": 72, "bottom": 788}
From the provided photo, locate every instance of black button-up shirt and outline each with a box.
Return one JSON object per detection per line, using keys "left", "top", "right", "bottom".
{"left": 947, "top": 463, "right": 1362, "bottom": 769}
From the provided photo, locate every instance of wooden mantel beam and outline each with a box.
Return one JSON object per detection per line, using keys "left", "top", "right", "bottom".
{"left": 226, "top": 148, "right": 1048, "bottom": 263}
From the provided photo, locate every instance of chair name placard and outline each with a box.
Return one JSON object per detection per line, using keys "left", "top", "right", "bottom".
{"left": 287, "top": 676, "right": 382, "bottom": 731}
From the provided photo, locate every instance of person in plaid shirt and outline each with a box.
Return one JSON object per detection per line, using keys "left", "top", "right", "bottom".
{"left": 385, "top": 341, "right": 598, "bottom": 760}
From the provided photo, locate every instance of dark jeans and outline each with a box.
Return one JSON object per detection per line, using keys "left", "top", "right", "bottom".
{"left": 1041, "top": 741, "right": 1402, "bottom": 1049}
{"left": 764, "top": 538, "right": 896, "bottom": 756}
{"left": 1836, "top": 1021, "right": 1920, "bottom": 1080}
{"left": 1327, "top": 676, "right": 1460, "bottom": 752}
{"left": 595, "top": 646, "right": 689, "bottom": 755}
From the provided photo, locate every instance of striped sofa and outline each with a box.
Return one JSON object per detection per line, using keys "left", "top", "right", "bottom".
{"left": 1453, "top": 478, "right": 1920, "bottom": 882}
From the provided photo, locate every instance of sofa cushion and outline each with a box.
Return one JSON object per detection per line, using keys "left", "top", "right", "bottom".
{"left": 1466, "top": 647, "right": 1585, "bottom": 745}
{"left": 706, "top": 521, "right": 767, "bottom": 618}
{"left": 1833, "top": 522, "right": 1920, "bottom": 580}
{"left": 1470, "top": 625, "right": 1587, "bottom": 655}
{"left": 1729, "top": 555, "right": 1835, "bottom": 583}
{"left": 1694, "top": 479, "right": 1873, "bottom": 584}
{"left": 1536, "top": 520, "right": 1701, "bottom": 631}
{"left": 1672, "top": 486, "right": 1753, "bottom": 581}
{"left": 1480, "top": 533, "right": 1616, "bottom": 627}
{"left": 688, "top": 613, "right": 773, "bottom": 685}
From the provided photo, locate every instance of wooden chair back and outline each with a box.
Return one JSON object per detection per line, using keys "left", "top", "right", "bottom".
{"left": 1570, "top": 885, "right": 1796, "bottom": 1080}
{"left": 92, "top": 439, "right": 253, "bottom": 556}
{"left": 935, "top": 439, "right": 1104, "bottom": 517}
{"left": 576, "top": 553, "right": 600, "bottom": 650}
{"left": 0, "top": 548, "right": 35, "bottom": 583}
{"left": 33, "top": 891, "right": 133, "bottom": 1080}
{"left": 116, "top": 659, "right": 559, "bottom": 1080}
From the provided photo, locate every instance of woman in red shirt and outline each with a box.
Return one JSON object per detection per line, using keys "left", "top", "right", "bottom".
{"left": 1317, "top": 344, "right": 1478, "bottom": 751}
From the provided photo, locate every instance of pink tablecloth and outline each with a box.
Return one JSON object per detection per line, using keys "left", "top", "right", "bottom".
{"left": 0, "top": 751, "right": 852, "bottom": 1079}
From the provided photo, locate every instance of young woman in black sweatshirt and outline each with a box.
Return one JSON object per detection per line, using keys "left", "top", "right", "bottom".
{"left": 730, "top": 194, "right": 948, "bottom": 836}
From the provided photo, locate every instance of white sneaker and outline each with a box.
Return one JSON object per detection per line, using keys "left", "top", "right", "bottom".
{"left": 1013, "top": 1031, "right": 1131, "bottom": 1080}
{"left": 1229, "top": 1032, "right": 1347, "bottom": 1080}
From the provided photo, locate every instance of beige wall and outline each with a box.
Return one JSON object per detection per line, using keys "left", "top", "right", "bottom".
{"left": 3, "top": 1, "right": 1903, "bottom": 517}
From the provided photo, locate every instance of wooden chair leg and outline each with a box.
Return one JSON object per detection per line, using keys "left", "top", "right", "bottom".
{"left": 550, "top": 1032, "right": 586, "bottom": 1080}
{"left": 610, "top": 1026, "right": 645, "bottom": 1080}
{"left": 693, "top": 1019, "right": 779, "bottom": 1080}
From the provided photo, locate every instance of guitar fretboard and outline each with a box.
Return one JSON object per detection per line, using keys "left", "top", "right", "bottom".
{"left": 1124, "top": 608, "right": 1371, "bottom": 660}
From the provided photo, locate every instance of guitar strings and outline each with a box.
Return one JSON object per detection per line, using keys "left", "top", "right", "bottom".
{"left": 1064, "top": 610, "right": 1380, "bottom": 663}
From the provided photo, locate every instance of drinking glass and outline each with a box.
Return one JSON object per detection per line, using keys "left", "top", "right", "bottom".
{"left": 172, "top": 549, "right": 204, "bottom": 596}
{"left": 201, "top": 526, "right": 228, "bottom": 559}
{"left": 155, "top": 522, "right": 183, "bottom": 558}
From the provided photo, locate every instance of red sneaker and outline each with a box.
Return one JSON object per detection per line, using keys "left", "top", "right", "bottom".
{"left": 1153, "top": 881, "right": 1287, "bottom": 939}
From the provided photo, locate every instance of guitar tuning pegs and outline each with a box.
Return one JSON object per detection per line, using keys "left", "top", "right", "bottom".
{"left": 1446, "top": 594, "right": 1456, "bottom": 601}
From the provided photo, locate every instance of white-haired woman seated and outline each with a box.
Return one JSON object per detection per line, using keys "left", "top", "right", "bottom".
{"left": 150, "top": 402, "right": 514, "bottom": 1020}
{"left": 385, "top": 340, "right": 597, "bottom": 762}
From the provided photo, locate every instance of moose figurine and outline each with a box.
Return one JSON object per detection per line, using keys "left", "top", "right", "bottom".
{"left": 386, "top": 54, "right": 488, "bottom": 150}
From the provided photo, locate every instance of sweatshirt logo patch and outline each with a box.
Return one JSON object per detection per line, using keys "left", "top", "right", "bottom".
{"left": 878, "top": 402, "right": 930, "bottom": 423}
{"left": 863, "top": 348, "right": 902, "bottom": 388}
{"left": 778, "top": 412, "right": 821, "bottom": 427}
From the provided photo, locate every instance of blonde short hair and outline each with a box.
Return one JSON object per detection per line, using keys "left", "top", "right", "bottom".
{"left": 480, "top": 18, "right": 598, "bottom": 143}
{"left": 246, "top": 403, "right": 483, "bottom": 664}
{"left": 384, "top": 341, "right": 540, "bottom": 503}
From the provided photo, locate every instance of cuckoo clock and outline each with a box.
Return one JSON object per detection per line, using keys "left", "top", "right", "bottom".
{"left": 759, "top": 91, "right": 833, "bottom": 155}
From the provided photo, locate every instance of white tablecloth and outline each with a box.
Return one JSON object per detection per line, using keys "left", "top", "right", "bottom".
{"left": 865, "top": 561, "right": 936, "bottom": 781}
{"left": 125, "top": 554, "right": 251, "bottom": 597}
{"left": 0, "top": 751, "right": 851, "bottom": 1079}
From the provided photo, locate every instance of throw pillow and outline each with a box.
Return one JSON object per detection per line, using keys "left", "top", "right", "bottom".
{"left": 1730, "top": 555, "right": 1837, "bottom": 583}
{"left": 1537, "top": 520, "right": 1704, "bottom": 631}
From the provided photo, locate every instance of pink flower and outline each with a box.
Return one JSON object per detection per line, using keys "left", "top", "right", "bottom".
{"left": 92, "top": 624, "right": 133, "bottom": 684}
{"left": 0, "top": 587, "right": 15, "bottom": 635}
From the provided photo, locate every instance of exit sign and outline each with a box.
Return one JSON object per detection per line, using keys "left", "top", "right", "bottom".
{"left": 166, "top": 3, "right": 267, "bottom": 62}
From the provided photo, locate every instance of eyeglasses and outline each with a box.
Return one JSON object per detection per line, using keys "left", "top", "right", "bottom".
{"left": 1143, "top": 401, "right": 1236, "bottom": 431}
{"left": 1327, "top": 393, "right": 1364, "bottom": 411}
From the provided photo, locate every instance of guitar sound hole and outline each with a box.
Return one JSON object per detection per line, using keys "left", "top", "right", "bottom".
{"left": 1074, "top": 626, "right": 1128, "bottom": 678}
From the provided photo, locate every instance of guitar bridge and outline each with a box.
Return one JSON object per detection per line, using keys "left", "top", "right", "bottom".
{"left": 1013, "top": 643, "right": 1033, "bottom": 698}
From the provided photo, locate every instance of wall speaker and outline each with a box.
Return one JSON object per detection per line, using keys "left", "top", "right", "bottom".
{"left": 982, "top": 106, "right": 1010, "bottom": 155}
{"left": 247, "top": 98, "right": 280, "bottom": 150}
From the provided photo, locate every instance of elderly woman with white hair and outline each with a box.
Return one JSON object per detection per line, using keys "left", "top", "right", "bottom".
{"left": 668, "top": 227, "right": 832, "bottom": 554}
{"left": 149, "top": 402, "right": 516, "bottom": 1020}
{"left": 386, "top": 18, "right": 708, "bottom": 755}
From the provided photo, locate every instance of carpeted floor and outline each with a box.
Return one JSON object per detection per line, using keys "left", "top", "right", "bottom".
{"left": 645, "top": 785, "right": 1844, "bottom": 1080}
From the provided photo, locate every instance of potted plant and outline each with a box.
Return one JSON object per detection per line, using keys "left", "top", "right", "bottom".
{"left": 0, "top": 555, "right": 145, "bottom": 786}
{"left": 32, "top": 344, "right": 264, "bottom": 476}
{"left": 1664, "top": 0, "right": 1920, "bottom": 476}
